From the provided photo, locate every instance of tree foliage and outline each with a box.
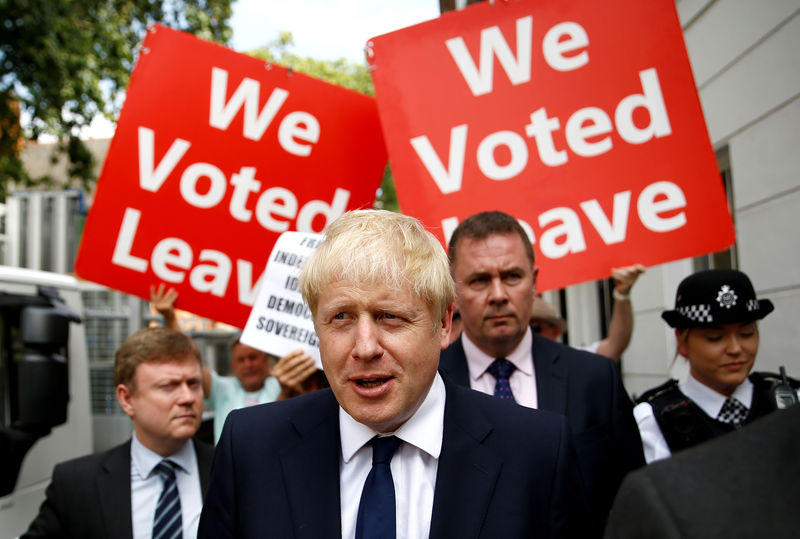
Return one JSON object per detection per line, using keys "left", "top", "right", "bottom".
{"left": 248, "top": 31, "right": 374, "bottom": 95}
{"left": 0, "top": 0, "right": 234, "bottom": 199}
{"left": 247, "top": 32, "right": 399, "bottom": 212}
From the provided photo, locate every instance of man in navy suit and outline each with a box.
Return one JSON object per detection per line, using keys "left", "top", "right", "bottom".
{"left": 199, "top": 210, "right": 591, "bottom": 538}
{"left": 438, "top": 211, "right": 645, "bottom": 534}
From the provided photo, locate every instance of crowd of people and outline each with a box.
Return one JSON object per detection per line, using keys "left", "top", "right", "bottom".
{"left": 22, "top": 209, "right": 798, "bottom": 538}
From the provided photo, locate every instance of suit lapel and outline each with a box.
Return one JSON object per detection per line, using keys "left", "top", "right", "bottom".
{"left": 97, "top": 441, "right": 134, "bottom": 539}
{"left": 429, "top": 381, "right": 502, "bottom": 539}
{"left": 533, "top": 336, "right": 568, "bottom": 415}
{"left": 194, "top": 440, "right": 214, "bottom": 496}
{"left": 438, "top": 338, "right": 471, "bottom": 386}
{"left": 279, "top": 390, "right": 342, "bottom": 539}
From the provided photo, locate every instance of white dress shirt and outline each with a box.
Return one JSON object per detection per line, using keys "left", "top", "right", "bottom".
{"left": 339, "top": 372, "right": 446, "bottom": 539}
{"left": 634, "top": 373, "right": 755, "bottom": 464}
{"left": 462, "top": 327, "right": 538, "bottom": 408}
{"left": 130, "top": 433, "right": 204, "bottom": 539}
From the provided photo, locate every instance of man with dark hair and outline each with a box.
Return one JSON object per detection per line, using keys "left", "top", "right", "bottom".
{"left": 24, "top": 326, "right": 213, "bottom": 538}
{"left": 439, "top": 210, "right": 645, "bottom": 534}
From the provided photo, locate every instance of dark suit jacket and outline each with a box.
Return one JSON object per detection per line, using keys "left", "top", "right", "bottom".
{"left": 23, "top": 438, "right": 214, "bottom": 539}
{"left": 199, "top": 379, "right": 592, "bottom": 538}
{"left": 605, "top": 405, "right": 800, "bottom": 539}
{"left": 439, "top": 336, "right": 645, "bottom": 532}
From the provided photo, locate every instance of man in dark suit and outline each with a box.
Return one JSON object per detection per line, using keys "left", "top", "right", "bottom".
{"left": 199, "top": 210, "right": 591, "bottom": 538}
{"left": 438, "top": 210, "right": 645, "bottom": 534}
{"left": 605, "top": 405, "right": 800, "bottom": 538}
{"left": 24, "top": 327, "right": 214, "bottom": 539}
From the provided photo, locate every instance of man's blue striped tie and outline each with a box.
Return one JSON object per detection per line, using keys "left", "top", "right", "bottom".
{"left": 153, "top": 460, "right": 182, "bottom": 539}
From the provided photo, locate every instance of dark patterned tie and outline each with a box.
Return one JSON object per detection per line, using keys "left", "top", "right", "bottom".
{"left": 717, "top": 397, "right": 748, "bottom": 424}
{"left": 488, "top": 358, "right": 517, "bottom": 402}
{"left": 153, "top": 460, "right": 182, "bottom": 539}
{"left": 355, "top": 436, "right": 403, "bottom": 539}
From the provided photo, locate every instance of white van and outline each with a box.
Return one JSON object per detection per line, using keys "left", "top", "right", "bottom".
{"left": 0, "top": 266, "right": 93, "bottom": 538}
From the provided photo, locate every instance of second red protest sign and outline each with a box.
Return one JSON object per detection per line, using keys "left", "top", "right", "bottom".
{"left": 368, "top": 0, "right": 734, "bottom": 290}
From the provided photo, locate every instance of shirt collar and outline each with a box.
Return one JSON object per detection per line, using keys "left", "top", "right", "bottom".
{"left": 130, "top": 431, "right": 195, "bottom": 479}
{"left": 680, "top": 371, "right": 754, "bottom": 418}
{"left": 461, "top": 327, "right": 533, "bottom": 381}
{"left": 340, "top": 372, "right": 446, "bottom": 463}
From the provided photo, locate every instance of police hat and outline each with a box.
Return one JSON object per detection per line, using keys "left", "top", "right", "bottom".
{"left": 661, "top": 269, "right": 774, "bottom": 328}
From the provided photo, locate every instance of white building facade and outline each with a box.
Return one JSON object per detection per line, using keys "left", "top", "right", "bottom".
{"left": 562, "top": 0, "right": 800, "bottom": 396}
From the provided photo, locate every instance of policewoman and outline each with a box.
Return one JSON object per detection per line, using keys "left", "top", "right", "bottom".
{"left": 634, "top": 269, "right": 798, "bottom": 463}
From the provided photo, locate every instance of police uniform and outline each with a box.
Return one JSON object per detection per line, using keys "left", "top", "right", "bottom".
{"left": 634, "top": 269, "right": 798, "bottom": 463}
{"left": 635, "top": 370, "right": 800, "bottom": 462}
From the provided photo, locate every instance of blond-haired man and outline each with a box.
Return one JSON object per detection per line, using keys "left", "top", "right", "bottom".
{"left": 199, "top": 210, "right": 590, "bottom": 538}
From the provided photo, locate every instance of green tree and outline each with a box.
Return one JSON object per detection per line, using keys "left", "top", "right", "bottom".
{"left": 0, "top": 0, "right": 234, "bottom": 200}
{"left": 247, "top": 32, "right": 399, "bottom": 212}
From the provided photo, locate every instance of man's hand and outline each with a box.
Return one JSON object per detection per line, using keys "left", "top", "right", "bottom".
{"left": 611, "top": 264, "right": 646, "bottom": 296}
{"left": 150, "top": 283, "right": 179, "bottom": 329}
{"left": 273, "top": 349, "right": 318, "bottom": 399}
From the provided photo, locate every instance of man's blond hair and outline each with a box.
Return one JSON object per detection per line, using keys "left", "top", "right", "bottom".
{"left": 300, "top": 210, "right": 455, "bottom": 322}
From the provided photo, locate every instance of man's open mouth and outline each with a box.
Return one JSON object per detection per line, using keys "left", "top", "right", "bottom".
{"left": 356, "top": 377, "right": 391, "bottom": 388}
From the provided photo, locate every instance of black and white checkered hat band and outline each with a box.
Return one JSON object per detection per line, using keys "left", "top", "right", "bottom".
{"left": 747, "top": 299, "right": 760, "bottom": 311}
{"left": 678, "top": 304, "right": 713, "bottom": 323}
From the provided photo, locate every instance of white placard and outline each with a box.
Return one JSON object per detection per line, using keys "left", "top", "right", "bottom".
{"left": 241, "top": 231, "right": 324, "bottom": 368}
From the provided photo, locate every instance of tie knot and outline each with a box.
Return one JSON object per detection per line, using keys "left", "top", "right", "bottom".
{"left": 487, "top": 357, "right": 516, "bottom": 380}
{"left": 718, "top": 396, "right": 748, "bottom": 424}
{"left": 155, "top": 460, "right": 178, "bottom": 481}
{"left": 370, "top": 436, "right": 402, "bottom": 465}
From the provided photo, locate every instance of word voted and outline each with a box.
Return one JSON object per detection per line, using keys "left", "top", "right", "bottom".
{"left": 442, "top": 180, "right": 688, "bottom": 259}
{"left": 138, "top": 127, "right": 350, "bottom": 233}
{"left": 413, "top": 68, "right": 670, "bottom": 195}
{"left": 412, "top": 15, "right": 672, "bottom": 194}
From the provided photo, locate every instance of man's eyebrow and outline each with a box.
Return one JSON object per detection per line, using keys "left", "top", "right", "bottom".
{"left": 320, "top": 299, "right": 354, "bottom": 311}
{"left": 463, "top": 269, "right": 491, "bottom": 278}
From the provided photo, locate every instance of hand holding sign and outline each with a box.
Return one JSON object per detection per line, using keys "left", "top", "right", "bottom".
{"left": 241, "top": 231, "right": 323, "bottom": 367}
{"left": 272, "top": 349, "right": 320, "bottom": 399}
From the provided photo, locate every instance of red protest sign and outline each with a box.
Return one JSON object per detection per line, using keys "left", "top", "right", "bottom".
{"left": 75, "top": 24, "right": 387, "bottom": 327}
{"left": 368, "top": 0, "right": 734, "bottom": 290}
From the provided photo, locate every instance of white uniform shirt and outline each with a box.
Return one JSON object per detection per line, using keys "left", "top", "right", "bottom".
{"left": 339, "top": 372, "right": 445, "bottom": 539}
{"left": 634, "top": 373, "right": 754, "bottom": 463}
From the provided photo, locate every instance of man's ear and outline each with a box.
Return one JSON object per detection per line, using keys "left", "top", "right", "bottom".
{"left": 439, "top": 303, "right": 454, "bottom": 350}
{"left": 531, "top": 266, "right": 539, "bottom": 299}
{"left": 117, "top": 384, "right": 136, "bottom": 419}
